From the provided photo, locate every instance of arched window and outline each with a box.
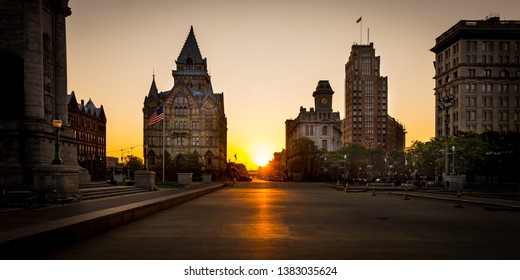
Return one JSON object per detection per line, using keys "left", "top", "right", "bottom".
{"left": 322, "top": 125, "right": 328, "bottom": 135}
{"left": 500, "top": 70, "right": 510, "bottom": 78}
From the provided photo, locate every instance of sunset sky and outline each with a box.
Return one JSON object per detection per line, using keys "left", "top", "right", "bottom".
{"left": 66, "top": 0, "right": 519, "bottom": 169}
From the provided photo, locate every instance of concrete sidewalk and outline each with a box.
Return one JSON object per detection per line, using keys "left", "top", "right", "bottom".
{"left": 328, "top": 184, "right": 520, "bottom": 210}
{"left": 0, "top": 182, "right": 225, "bottom": 259}
{"left": 388, "top": 190, "right": 520, "bottom": 210}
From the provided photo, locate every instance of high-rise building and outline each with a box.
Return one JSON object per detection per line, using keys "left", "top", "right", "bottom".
{"left": 143, "top": 27, "right": 227, "bottom": 180}
{"left": 431, "top": 15, "right": 520, "bottom": 137}
{"left": 343, "top": 43, "right": 405, "bottom": 153}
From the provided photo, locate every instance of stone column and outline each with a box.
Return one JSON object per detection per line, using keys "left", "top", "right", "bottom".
{"left": 54, "top": 5, "right": 69, "bottom": 126}
{"left": 23, "top": 0, "right": 44, "bottom": 121}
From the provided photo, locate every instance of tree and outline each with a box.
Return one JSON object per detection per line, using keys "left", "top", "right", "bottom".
{"left": 289, "top": 138, "right": 321, "bottom": 181}
{"left": 344, "top": 143, "right": 368, "bottom": 180}
{"left": 176, "top": 153, "right": 203, "bottom": 176}
{"left": 406, "top": 138, "right": 444, "bottom": 179}
{"left": 125, "top": 156, "right": 144, "bottom": 178}
{"left": 386, "top": 150, "right": 406, "bottom": 180}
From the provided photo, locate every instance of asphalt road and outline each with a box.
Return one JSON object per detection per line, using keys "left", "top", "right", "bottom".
{"left": 43, "top": 181, "right": 520, "bottom": 260}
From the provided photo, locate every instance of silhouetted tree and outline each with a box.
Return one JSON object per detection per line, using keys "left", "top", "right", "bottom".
{"left": 289, "top": 138, "right": 321, "bottom": 181}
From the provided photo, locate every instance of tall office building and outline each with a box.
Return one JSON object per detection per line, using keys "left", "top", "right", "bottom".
{"left": 343, "top": 43, "right": 405, "bottom": 153}
{"left": 431, "top": 15, "right": 520, "bottom": 137}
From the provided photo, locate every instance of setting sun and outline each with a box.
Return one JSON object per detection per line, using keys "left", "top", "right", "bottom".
{"left": 254, "top": 153, "right": 271, "bottom": 167}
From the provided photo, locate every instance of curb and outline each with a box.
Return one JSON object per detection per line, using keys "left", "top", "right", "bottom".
{"left": 387, "top": 192, "right": 520, "bottom": 210}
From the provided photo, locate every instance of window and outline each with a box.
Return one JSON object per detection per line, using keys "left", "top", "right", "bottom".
{"left": 482, "top": 84, "right": 492, "bottom": 93}
{"left": 192, "top": 121, "right": 199, "bottom": 130}
{"left": 483, "top": 111, "right": 493, "bottom": 121}
{"left": 322, "top": 125, "right": 328, "bottom": 136}
{"left": 484, "top": 69, "right": 492, "bottom": 77}
{"left": 466, "top": 111, "right": 476, "bottom": 121}
{"left": 468, "top": 69, "right": 475, "bottom": 77}
{"left": 322, "top": 140, "right": 327, "bottom": 151}
{"left": 500, "top": 111, "right": 508, "bottom": 121}
{"left": 498, "top": 84, "right": 509, "bottom": 93}
{"left": 500, "top": 70, "right": 510, "bottom": 78}
{"left": 501, "top": 98, "right": 509, "bottom": 107}
{"left": 482, "top": 97, "right": 493, "bottom": 107}
{"left": 499, "top": 41, "right": 510, "bottom": 51}
{"left": 465, "top": 97, "right": 476, "bottom": 107}
{"left": 465, "top": 83, "right": 476, "bottom": 92}
{"left": 192, "top": 136, "right": 199, "bottom": 146}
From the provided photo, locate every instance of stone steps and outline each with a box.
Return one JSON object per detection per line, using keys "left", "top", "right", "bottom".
{"left": 78, "top": 182, "right": 148, "bottom": 200}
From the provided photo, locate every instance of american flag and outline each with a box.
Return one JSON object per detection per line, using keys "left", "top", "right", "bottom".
{"left": 146, "top": 106, "right": 164, "bottom": 127}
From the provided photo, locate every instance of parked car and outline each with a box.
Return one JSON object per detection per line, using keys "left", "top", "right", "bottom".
{"left": 237, "top": 176, "right": 252, "bottom": 182}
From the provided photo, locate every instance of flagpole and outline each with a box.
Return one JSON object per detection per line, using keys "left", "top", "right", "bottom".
{"left": 360, "top": 20, "right": 362, "bottom": 44}
{"left": 162, "top": 115, "right": 165, "bottom": 182}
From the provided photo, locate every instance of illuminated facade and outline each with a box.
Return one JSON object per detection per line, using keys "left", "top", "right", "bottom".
{"left": 142, "top": 27, "right": 227, "bottom": 179}
{"left": 343, "top": 43, "right": 405, "bottom": 153}
{"left": 431, "top": 16, "right": 520, "bottom": 137}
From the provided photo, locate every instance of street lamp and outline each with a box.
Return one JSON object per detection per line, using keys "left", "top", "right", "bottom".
{"left": 451, "top": 145, "right": 456, "bottom": 175}
{"left": 437, "top": 91, "right": 454, "bottom": 178}
{"left": 144, "top": 144, "right": 148, "bottom": 170}
{"left": 344, "top": 154, "right": 347, "bottom": 182}
{"left": 51, "top": 116, "right": 63, "bottom": 165}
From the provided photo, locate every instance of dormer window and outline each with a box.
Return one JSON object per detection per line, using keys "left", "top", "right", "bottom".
{"left": 186, "top": 58, "right": 193, "bottom": 69}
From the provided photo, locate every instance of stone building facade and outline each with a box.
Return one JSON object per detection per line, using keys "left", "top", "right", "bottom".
{"left": 342, "top": 43, "right": 405, "bottom": 153}
{"left": 431, "top": 16, "right": 520, "bottom": 137}
{"left": 67, "top": 92, "right": 107, "bottom": 181}
{"left": 143, "top": 27, "right": 227, "bottom": 180}
{"left": 285, "top": 81, "right": 342, "bottom": 175}
{"left": 0, "top": 0, "right": 80, "bottom": 194}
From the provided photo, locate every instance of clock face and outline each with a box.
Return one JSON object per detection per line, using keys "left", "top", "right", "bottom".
{"left": 321, "top": 97, "right": 328, "bottom": 104}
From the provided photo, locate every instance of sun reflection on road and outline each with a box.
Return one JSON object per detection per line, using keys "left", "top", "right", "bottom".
{"left": 233, "top": 187, "right": 290, "bottom": 239}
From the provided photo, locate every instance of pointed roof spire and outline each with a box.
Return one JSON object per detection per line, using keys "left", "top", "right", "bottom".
{"left": 147, "top": 72, "right": 159, "bottom": 100}
{"left": 176, "top": 26, "right": 205, "bottom": 64}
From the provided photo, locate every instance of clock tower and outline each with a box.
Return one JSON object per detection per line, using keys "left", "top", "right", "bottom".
{"left": 313, "top": 80, "right": 334, "bottom": 112}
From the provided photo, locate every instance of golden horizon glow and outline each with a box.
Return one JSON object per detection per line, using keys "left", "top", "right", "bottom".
{"left": 253, "top": 153, "right": 271, "bottom": 168}
{"left": 66, "top": 1, "right": 520, "bottom": 169}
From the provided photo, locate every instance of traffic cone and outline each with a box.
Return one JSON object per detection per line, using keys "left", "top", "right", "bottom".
{"left": 455, "top": 190, "right": 464, "bottom": 208}
{"left": 403, "top": 186, "right": 410, "bottom": 200}
{"left": 344, "top": 183, "right": 349, "bottom": 193}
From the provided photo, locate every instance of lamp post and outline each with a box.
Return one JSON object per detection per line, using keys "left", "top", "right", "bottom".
{"left": 344, "top": 154, "right": 347, "bottom": 182}
{"left": 51, "top": 116, "right": 63, "bottom": 165}
{"left": 451, "top": 145, "right": 456, "bottom": 175}
{"left": 144, "top": 144, "right": 148, "bottom": 170}
{"left": 437, "top": 92, "right": 454, "bottom": 179}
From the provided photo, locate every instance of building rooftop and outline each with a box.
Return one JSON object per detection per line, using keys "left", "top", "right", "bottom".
{"left": 431, "top": 16, "right": 520, "bottom": 52}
